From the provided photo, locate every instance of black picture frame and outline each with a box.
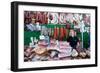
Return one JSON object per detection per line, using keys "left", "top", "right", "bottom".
{"left": 11, "top": 1, "right": 98, "bottom": 72}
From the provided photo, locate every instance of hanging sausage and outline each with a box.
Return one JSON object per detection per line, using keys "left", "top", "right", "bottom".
{"left": 53, "top": 26, "right": 57, "bottom": 39}
{"left": 56, "top": 27, "right": 59, "bottom": 40}
{"left": 60, "top": 27, "right": 64, "bottom": 41}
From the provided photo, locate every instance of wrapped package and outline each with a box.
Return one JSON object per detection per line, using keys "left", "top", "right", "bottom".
{"left": 71, "top": 49, "right": 78, "bottom": 57}
{"left": 59, "top": 42, "right": 72, "bottom": 57}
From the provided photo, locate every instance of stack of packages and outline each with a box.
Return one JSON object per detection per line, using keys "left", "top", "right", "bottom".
{"left": 58, "top": 41, "right": 72, "bottom": 59}
{"left": 38, "top": 35, "right": 48, "bottom": 48}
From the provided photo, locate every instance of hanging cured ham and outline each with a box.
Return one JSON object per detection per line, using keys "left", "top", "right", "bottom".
{"left": 36, "top": 12, "right": 42, "bottom": 24}
{"left": 42, "top": 12, "right": 48, "bottom": 24}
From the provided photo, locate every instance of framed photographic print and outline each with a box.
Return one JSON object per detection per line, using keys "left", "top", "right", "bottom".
{"left": 11, "top": 1, "right": 98, "bottom": 71}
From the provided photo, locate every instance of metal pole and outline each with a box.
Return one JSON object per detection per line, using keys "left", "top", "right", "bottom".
{"left": 81, "top": 21, "right": 85, "bottom": 49}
